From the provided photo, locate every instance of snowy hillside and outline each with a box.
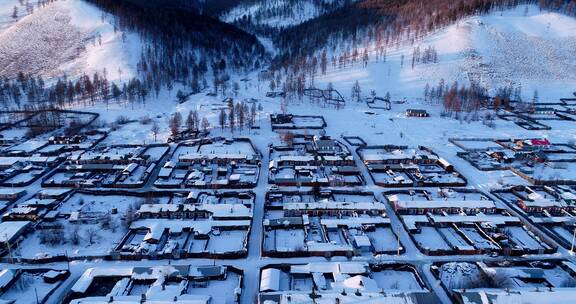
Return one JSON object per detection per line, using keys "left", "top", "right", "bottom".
{"left": 59, "top": 0, "right": 141, "bottom": 82}
{"left": 221, "top": 0, "right": 355, "bottom": 29}
{"left": 313, "top": 4, "right": 576, "bottom": 102}
{"left": 0, "top": 0, "right": 139, "bottom": 81}
{"left": 472, "top": 6, "right": 576, "bottom": 95}
{"left": 0, "top": 0, "right": 34, "bottom": 35}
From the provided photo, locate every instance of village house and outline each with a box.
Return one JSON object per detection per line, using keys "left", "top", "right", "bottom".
{"left": 136, "top": 203, "right": 252, "bottom": 221}
{"left": 65, "top": 265, "right": 243, "bottom": 304}
{"left": 259, "top": 262, "right": 436, "bottom": 304}
{"left": 0, "top": 189, "right": 25, "bottom": 201}
{"left": 405, "top": 109, "right": 429, "bottom": 117}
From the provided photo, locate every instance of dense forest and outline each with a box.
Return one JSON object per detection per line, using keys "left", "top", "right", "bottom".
{"left": 87, "top": 0, "right": 266, "bottom": 86}
{"left": 122, "top": 0, "right": 205, "bottom": 12}
{"left": 223, "top": 0, "right": 355, "bottom": 37}
{"left": 203, "top": 0, "right": 246, "bottom": 16}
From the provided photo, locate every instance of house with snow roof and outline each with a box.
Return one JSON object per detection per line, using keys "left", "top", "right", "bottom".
{"left": 259, "top": 262, "right": 437, "bottom": 304}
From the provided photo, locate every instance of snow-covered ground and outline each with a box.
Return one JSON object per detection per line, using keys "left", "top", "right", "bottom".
{"left": 0, "top": 0, "right": 32, "bottom": 35}
{"left": 60, "top": 0, "right": 140, "bottom": 82}
{"left": 0, "top": 0, "right": 139, "bottom": 81}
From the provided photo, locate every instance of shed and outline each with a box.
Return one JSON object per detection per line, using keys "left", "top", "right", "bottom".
{"left": 260, "top": 268, "right": 281, "bottom": 292}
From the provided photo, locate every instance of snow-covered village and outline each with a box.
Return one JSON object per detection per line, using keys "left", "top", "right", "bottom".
{"left": 1, "top": 0, "right": 576, "bottom": 303}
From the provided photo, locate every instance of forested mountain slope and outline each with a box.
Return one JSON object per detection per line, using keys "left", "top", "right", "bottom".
{"left": 272, "top": 0, "right": 524, "bottom": 63}
{"left": 0, "top": 0, "right": 266, "bottom": 110}
{"left": 220, "top": 0, "right": 357, "bottom": 34}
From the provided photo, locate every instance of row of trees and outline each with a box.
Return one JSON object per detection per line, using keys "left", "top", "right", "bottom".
{"left": 539, "top": 0, "right": 576, "bottom": 15}
{"left": 11, "top": 0, "right": 55, "bottom": 20}
{"left": 441, "top": 82, "right": 487, "bottom": 116}
{"left": 218, "top": 101, "right": 263, "bottom": 132}
{"left": 167, "top": 110, "right": 209, "bottom": 138}
{"left": 165, "top": 101, "right": 263, "bottom": 140}
{"left": 425, "top": 79, "right": 539, "bottom": 120}
{"left": 412, "top": 45, "right": 439, "bottom": 68}
{"left": 424, "top": 79, "right": 487, "bottom": 117}
{"left": 0, "top": 71, "right": 149, "bottom": 111}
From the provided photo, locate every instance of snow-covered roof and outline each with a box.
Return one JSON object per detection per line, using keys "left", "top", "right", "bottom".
{"left": 70, "top": 295, "right": 212, "bottom": 304}
{"left": 130, "top": 219, "right": 251, "bottom": 239}
{"left": 290, "top": 262, "right": 368, "bottom": 275}
{"left": 0, "top": 221, "right": 30, "bottom": 242}
{"left": 179, "top": 153, "right": 249, "bottom": 161}
{"left": 0, "top": 157, "right": 20, "bottom": 166}
{"left": 72, "top": 267, "right": 134, "bottom": 293}
{"left": 158, "top": 167, "right": 173, "bottom": 178}
{"left": 321, "top": 217, "right": 390, "bottom": 228}
{"left": 138, "top": 203, "right": 251, "bottom": 218}
{"left": 139, "top": 204, "right": 180, "bottom": 213}
{"left": 457, "top": 288, "right": 576, "bottom": 304}
{"left": 44, "top": 270, "right": 65, "bottom": 280}
{"left": 353, "top": 235, "right": 372, "bottom": 247}
{"left": 183, "top": 204, "right": 251, "bottom": 218}
{"left": 278, "top": 155, "right": 315, "bottom": 162}
{"left": 428, "top": 214, "right": 520, "bottom": 225}
{"left": 20, "top": 198, "right": 57, "bottom": 207}
{"left": 260, "top": 268, "right": 281, "bottom": 292}
{"left": 0, "top": 269, "right": 16, "bottom": 290}
{"left": 394, "top": 200, "right": 496, "bottom": 210}
{"left": 187, "top": 191, "right": 199, "bottom": 200}
{"left": 283, "top": 201, "right": 386, "bottom": 211}
{"left": 332, "top": 275, "right": 379, "bottom": 292}
{"left": 522, "top": 198, "right": 558, "bottom": 208}
{"left": 277, "top": 291, "right": 422, "bottom": 304}
{"left": 6, "top": 206, "right": 37, "bottom": 215}
{"left": 0, "top": 189, "right": 25, "bottom": 196}
{"left": 37, "top": 188, "right": 71, "bottom": 197}
{"left": 561, "top": 191, "right": 576, "bottom": 200}
{"left": 123, "top": 163, "right": 138, "bottom": 173}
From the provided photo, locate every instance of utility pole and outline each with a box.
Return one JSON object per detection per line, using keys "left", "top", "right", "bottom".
{"left": 5, "top": 234, "right": 13, "bottom": 264}
{"left": 396, "top": 226, "right": 401, "bottom": 256}
{"left": 571, "top": 226, "right": 576, "bottom": 253}
{"left": 66, "top": 250, "right": 70, "bottom": 271}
